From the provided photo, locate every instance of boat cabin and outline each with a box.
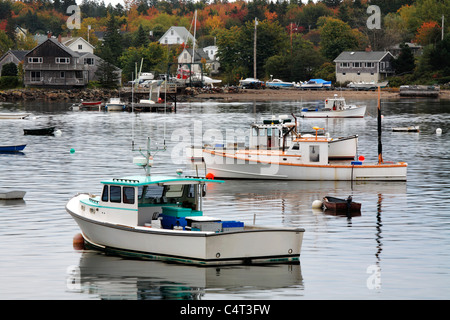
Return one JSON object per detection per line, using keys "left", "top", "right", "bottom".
{"left": 288, "top": 136, "right": 329, "bottom": 165}
{"left": 324, "top": 96, "right": 346, "bottom": 110}
{"left": 249, "top": 116, "right": 296, "bottom": 149}
{"left": 79, "top": 175, "right": 223, "bottom": 227}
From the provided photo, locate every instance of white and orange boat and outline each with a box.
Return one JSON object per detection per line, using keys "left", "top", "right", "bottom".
{"left": 201, "top": 88, "right": 407, "bottom": 181}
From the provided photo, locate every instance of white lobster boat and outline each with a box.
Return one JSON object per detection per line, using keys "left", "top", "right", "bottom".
{"left": 300, "top": 95, "right": 366, "bottom": 118}
{"left": 66, "top": 138, "right": 304, "bottom": 265}
{"left": 202, "top": 129, "right": 407, "bottom": 181}
{"left": 202, "top": 88, "right": 406, "bottom": 181}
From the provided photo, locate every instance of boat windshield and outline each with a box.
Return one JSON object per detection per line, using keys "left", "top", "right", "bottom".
{"left": 137, "top": 184, "right": 196, "bottom": 206}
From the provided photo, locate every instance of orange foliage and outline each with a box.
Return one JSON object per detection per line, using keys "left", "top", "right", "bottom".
{"left": 264, "top": 11, "right": 277, "bottom": 22}
{"left": 414, "top": 21, "right": 441, "bottom": 46}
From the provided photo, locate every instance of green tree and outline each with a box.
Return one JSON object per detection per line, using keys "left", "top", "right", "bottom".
{"left": 97, "top": 14, "right": 124, "bottom": 64}
{"left": 1, "top": 62, "right": 18, "bottom": 77}
{"left": 393, "top": 43, "right": 415, "bottom": 74}
{"left": 134, "top": 24, "right": 150, "bottom": 48}
{"left": 318, "top": 17, "right": 362, "bottom": 60}
{"left": 95, "top": 47, "right": 121, "bottom": 88}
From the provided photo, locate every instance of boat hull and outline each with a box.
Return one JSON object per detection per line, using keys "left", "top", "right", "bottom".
{"left": 202, "top": 150, "right": 407, "bottom": 181}
{"left": 322, "top": 196, "right": 361, "bottom": 212}
{"left": 23, "top": 127, "right": 55, "bottom": 135}
{"left": 0, "top": 113, "right": 30, "bottom": 119}
{"left": 0, "top": 144, "right": 26, "bottom": 152}
{"left": 301, "top": 106, "right": 366, "bottom": 118}
{"left": 66, "top": 194, "right": 304, "bottom": 265}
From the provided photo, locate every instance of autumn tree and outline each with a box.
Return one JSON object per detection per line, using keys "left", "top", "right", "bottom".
{"left": 414, "top": 21, "right": 441, "bottom": 46}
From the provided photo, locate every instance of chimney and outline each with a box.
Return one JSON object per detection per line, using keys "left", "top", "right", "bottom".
{"left": 47, "top": 32, "right": 52, "bottom": 39}
{"left": 58, "top": 34, "right": 61, "bottom": 43}
{"left": 365, "top": 45, "right": 372, "bottom": 52}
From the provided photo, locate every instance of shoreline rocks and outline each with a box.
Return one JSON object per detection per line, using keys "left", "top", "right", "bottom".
{"left": 0, "top": 88, "right": 121, "bottom": 102}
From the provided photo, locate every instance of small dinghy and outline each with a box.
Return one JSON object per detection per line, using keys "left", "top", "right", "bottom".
{"left": 0, "top": 190, "right": 26, "bottom": 200}
{"left": 24, "top": 127, "right": 55, "bottom": 136}
{"left": 392, "top": 126, "right": 419, "bottom": 132}
{"left": 322, "top": 195, "right": 361, "bottom": 213}
{"left": 0, "top": 144, "right": 26, "bottom": 153}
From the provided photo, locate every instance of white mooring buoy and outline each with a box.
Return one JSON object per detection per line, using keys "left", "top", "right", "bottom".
{"left": 436, "top": 128, "right": 442, "bottom": 135}
{"left": 312, "top": 200, "right": 323, "bottom": 209}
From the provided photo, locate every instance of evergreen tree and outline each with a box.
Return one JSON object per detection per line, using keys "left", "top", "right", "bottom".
{"left": 393, "top": 43, "right": 415, "bottom": 75}
{"left": 134, "top": 25, "right": 149, "bottom": 48}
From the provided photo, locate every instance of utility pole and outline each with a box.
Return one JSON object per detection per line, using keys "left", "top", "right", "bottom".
{"left": 254, "top": 17, "right": 258, "bottom": 79}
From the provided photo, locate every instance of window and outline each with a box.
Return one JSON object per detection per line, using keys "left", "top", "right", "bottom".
{"left": 102, "top": 185, "right": 109, "bottom": 201}
{"left": 56, "top": 57, "right": 70, "bottom": 64}
{"left": 341, "top": 62, "right": 349, "bottom": 68}
{"left": 28, "top": 57, "right": 42, "bottom": 63}
{"left": 177, "top": 37, "right": 180, "bottom": 43}
{"left": 353, "top": 62, "right": 361, "bottom": 68}
{"left": 138, "top": 185, "right": 164, "bottom": 203}
{"left": 78, "top": 44, "right": 82, "bottom": 50}
{"left": 110, "top": 186, "right": 121, "bottom": 203}
{"left": 171, "top": 30, "right": 174, "bottom": 35}
{"left": 309, "top": 145, "right": 320, "bottom": 162}
{"left": 60, "top": 71, "right": 65, "bottom": 78}
{"left": 123, "top": 187, "right": 135, "bottom": 204}
{"left": 30, "top": 71, "right": 41, "bottom": 82}
{"left": 84, "top": 58, "right": 94, "bottom": 65}
{"left": 165, "top": 185, "right": 183, "bottom": 198}
{"left": 366, "top": 62, "right": 374, "bottom": 68}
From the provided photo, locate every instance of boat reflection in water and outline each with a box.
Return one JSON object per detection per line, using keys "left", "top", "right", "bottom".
{"left": 69, "top": 250, "right": 303, "bottom": 300}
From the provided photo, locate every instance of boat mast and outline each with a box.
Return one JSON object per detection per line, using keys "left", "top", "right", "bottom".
{"left": 377, "top": 86, "right": 383, "bottom": 164}
{"left": 254, "top": 17, "right": 258, "bottom": 79}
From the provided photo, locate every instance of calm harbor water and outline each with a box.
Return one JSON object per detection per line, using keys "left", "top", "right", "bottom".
{"left": 0, "top": 96, "right": 449, "bottom": 300}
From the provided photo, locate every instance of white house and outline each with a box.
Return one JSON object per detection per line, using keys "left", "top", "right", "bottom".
{"left": 62, "top": 37, "right": 95, "bottom": 54}
{"left": 159, "top": 26, "right": 194, "bottom": 45}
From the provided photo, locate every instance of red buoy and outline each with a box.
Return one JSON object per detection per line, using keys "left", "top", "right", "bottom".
{"left": 73, "top": 233, "right": 85, "bottom": 250}
{"left": 206, "top": 172, "right": 215, "bottom": 179}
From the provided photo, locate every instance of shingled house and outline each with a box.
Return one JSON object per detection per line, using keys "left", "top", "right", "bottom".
{"left": 334, "top": 51, "right": 395, "bottom": 84}
{"left": 23, "top": 36, "right": 121, "bottom": 88}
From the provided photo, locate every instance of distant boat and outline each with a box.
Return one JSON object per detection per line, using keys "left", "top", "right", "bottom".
{"left": 300, "top": 95, "right": 366, "bottom": 118}
{"left": 0, "top": 113, "right": 30, "bottom": 119}
{"left": 0, "top": 144, "right": 26, "bottom": 152}
{"left": 24, "top": 126, "right": 55, "bottom": 136}
{"left": 300, "top": 79, "right": 331, "bottom": 90}
{"left": 81, "top": 100, "right": 102, "bottom": 106}
{"left": 392, "top": 126, "right": 420, "bottom": 132}
{"left": 266, "top": 79, "right": 294, "bottom": 88}
{"left": 239, "top": 78, "right": 264, "bottom": 88}
{"left": 322, "top": 196, "right": 361, "bottom": 213}
{"left": 347, "top": 81, "right": 388, "bottom": 90}
{"left": 105, "top": 98, "right": 126, "bottom": 111}
{"left": 0, "top": 190, "right": 26, "bottom": 200}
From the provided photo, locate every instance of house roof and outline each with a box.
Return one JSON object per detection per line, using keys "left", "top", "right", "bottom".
{"left": 25, "top": 38, "right": 81, "bottom": 58}
{"left": 0, "top": 50, "right": 29, "bottom": 62}
{"left": 334, "top": 51, "right": 393, "bottom": 62}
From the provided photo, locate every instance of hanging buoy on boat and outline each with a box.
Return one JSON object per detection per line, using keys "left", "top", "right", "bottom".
{"left": 73, "top": 233, "right": 85, "bottom": 250}
{"left": 312, "top": 200, "right": 323, "bottom": 209}
{"left": 436, "top": 128, "right": 442, "bottom": 135}
{"left": 206, "top": 172, "right": 215, "bottom": 179}
{"left": 358, "top": 155, "right": 365, "bottom": 161}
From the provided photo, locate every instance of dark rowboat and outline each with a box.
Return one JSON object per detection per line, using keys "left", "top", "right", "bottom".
{"left": 0, "top": 144, "right": 26, "bottom": 152}
{"left": 24, "top": 127, "right": 55, "bottom": 136}
{"left": 323, "top": 196, "right": 361, "bottom": 213}
{"left": 81, "top": 101, "right": 102, "bottom": 106}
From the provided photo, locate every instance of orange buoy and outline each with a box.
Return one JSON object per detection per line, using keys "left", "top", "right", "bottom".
{"left": 206, "top": 172, "right": 215, "bottom": 179}
{"left": 73, "top": 233, "right": 85, "bottom": 250}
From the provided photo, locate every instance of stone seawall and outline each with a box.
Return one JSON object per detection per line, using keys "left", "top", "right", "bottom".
{"left": 0, "top": 88, "right": 121, "bottom": 102}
